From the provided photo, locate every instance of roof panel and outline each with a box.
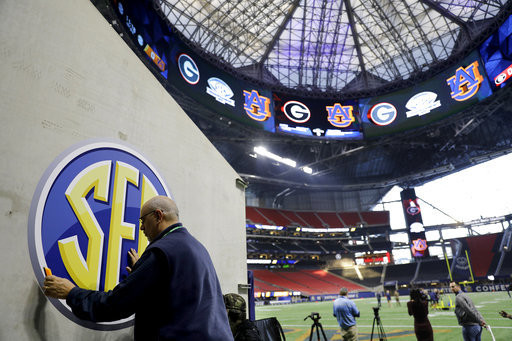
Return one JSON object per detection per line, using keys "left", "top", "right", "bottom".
{"left": 435, "top": 0, "right": 506, "bottom": 21}
{"left": 157, "top": 0, "right": 508, "bottom": 93}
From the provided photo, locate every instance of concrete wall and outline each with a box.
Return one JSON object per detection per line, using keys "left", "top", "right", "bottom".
{"left": 0, "top": 0, "right": 246, "bottom": 339}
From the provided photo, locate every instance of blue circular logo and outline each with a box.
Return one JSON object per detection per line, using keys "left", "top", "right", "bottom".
{"left": 178, "top": 54, "right": 200, "bottom": 85}
{"left": 28, "top": 140, "right": 170, "bottom": 330}
{"left": 368, "top": 102, "right": 397, "bottom": 126}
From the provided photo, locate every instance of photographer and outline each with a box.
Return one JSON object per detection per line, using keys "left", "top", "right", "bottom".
{"left": 333, "top": 288, "right": 360, "bottom": 341}
{"left": 224, "top": 293, "right": 261, "bottom": 341}
{"left": 407, "top": 289, "right": 433, "bottom": 341}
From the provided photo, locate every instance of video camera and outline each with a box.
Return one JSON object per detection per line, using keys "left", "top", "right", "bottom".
{"left": 304, "top": 312, "right": 327, "bottom": 340}
{"left": 304, "top": 312, "right": 321, "bottom": 321}
{"left": 373, "top": 306, "right": 380, "bottom": 317}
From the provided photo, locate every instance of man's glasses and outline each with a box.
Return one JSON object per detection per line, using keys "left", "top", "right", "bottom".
{"left": 139, "top": 210, "right": 158, "bottom": 224}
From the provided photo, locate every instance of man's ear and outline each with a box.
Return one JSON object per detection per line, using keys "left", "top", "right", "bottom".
{"left": 156, "top": 209, "right": 164, "bottom": 222}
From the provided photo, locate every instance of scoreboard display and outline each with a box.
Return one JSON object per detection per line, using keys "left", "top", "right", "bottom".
{"left": 273, "top": 93, "right": 363, "bottom": 139}
{"left": 110, "top": 0, "right": 506, "bottom": 141}
{"left": 112, "top": 0, "right": 275, "bottom": 132}
{"left": 355, "top": 252, "right": 391, "bottom": 265}
{"left": 360, "top": 51, "right": 492, "bottom": 138}
{"left": 480, "top": 15, "right": 512, "bottom": 89}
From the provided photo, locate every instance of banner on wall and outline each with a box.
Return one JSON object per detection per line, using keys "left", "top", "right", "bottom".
{"left": 28, "top": 139, "right": 170, "bottom": 330}
{"left": 400, "top": 188, "right": 429, "bottom": 258}
{"left": 448, "top": 238, "right": 476, "bottom": 282}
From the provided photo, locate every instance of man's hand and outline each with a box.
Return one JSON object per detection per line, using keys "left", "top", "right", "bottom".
{"left": 43, "top": 275, "right": 75, "bottom": 299}
{"left": 126, "top": 248, "right": 140, "bottom": 273}
{"left": 480, "top": 320, "right": 487, "bottom": 328}
{"left": 499, "top": 310, "right": 512, "bottom": 319}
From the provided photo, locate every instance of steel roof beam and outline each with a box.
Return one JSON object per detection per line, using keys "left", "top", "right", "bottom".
{"left": 343, "top": 0, "right": 368, "bottom": 87}
{"left": 258, "top": 0, "right": 301, "bottom": 67}
{"left": 350, "top": 10, "right": 400, "bottom": 79}
{"left": 419, "top": 0, "right": 471, "bottom": 38}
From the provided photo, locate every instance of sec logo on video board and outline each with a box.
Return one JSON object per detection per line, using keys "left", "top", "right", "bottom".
{"left": 28, "top": 140, "right": 170, "bottom": 330}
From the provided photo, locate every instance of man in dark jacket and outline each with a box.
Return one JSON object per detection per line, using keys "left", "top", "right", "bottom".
{"left": 224, "top": 293, "right": 261, "bottom": 341}
{"left": 43, "top": 196, "right": 233, "bottom": 340}
{"left": 450, "top": 282, "right": 486, "bottom": 341}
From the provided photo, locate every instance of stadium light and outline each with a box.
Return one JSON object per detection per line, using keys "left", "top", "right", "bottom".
{"left": 254, "top": 146, "right": 296, "bottom": 167}
{"left": 254, "top": 146, "right": 314, "bottom": 175}
{"left": 302, "top": 166, "right": 313, "bottom": 174}
{"left": 247, "top": 259, "right": 271, "bottom": 264}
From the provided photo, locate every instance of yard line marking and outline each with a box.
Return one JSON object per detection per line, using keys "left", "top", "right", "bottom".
{"left": 281, "top": 324, "right": 512, "bottom": 329}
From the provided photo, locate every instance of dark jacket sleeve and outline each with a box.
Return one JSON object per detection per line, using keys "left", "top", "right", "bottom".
{"left": 66, "top": 251, "right": 163, "bottom": 322}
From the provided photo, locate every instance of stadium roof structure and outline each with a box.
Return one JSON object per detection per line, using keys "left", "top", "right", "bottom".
{"left": 95, "top": 0, "right": 512, "bottom": 211}
{"left": 157, "top": 0, "right": 508, "bottom": 96}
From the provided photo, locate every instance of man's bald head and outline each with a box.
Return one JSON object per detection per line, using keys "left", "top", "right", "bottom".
{"left": 142, "top": 196, "right": 179, "bottom": 222}
{"left": 139, "top": 196, "right": 180, "bottom": 242}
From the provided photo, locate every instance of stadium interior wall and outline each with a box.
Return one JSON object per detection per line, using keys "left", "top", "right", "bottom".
{"left": 0, "top": 0, "right": 246, "bottom": 339}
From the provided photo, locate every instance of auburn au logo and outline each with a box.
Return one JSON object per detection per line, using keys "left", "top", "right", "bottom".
{"left": 28, "top": 140, "right": 170, "bottom": 330}
{"left": 243, "top": 90, "right": 272, "bottom": 121}
{"left": 446, "top": 61, "right": 483, "bottom": 101}
{"left": 326, "top": 103, "right": 355, "bottom": 128}
{"left": 411, "top": 239, "right": 428, "bottom": 257}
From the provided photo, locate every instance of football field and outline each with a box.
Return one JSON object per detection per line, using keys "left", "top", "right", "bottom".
{"left": 255, "top": 291, "right": 512, "bottom": 340}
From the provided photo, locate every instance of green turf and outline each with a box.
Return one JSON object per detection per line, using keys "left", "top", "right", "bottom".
{"left": 256, "top": 291, "right": 512, "bottom": 340}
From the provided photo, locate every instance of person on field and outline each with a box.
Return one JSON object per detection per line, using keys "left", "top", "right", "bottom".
{"left": 450, "top": 282, "right": 486, "bottom": 341}
{"left": 408, "top": 289, "right": 433, "bottom": 341}
{"left": 333, "top": 287, "right": 360, "bottom": 341}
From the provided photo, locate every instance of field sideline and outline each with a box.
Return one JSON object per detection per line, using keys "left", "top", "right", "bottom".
{"left": 255, "top": 291, "right": 512, "bottom": 340}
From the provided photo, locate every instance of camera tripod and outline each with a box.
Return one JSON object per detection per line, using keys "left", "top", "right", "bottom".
{"left": 304, "top": 313, "right": 328, "bottom": 341}
{"left": 370, "top": 309, "right": 387, "bottom": 341}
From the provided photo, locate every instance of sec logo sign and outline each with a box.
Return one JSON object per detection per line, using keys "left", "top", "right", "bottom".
{"left": 28, "top": 140, "right": 170, "bottom": 330}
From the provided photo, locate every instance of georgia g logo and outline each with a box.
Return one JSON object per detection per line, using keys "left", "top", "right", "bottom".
{"left": 283, "top": 101, "right": 311, "bottom": 123}
{"left": 28, "top": 140, "right": 170, "bottom": 330}
{"left": 178, "top": 53, "right": 200, "bottom": 85}
{"left": 367, "top": 102, "right": 397, "bottom": 126}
